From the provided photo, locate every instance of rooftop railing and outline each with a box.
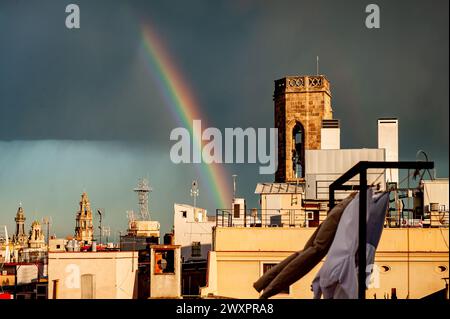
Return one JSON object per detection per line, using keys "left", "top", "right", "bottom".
{"left": 216, "top": 208, "right": 326, "bottom": 228}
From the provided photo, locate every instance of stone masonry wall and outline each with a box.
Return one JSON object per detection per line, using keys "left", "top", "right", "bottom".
{"left": 274, "top": 76, "right": 333, "bottom": 182}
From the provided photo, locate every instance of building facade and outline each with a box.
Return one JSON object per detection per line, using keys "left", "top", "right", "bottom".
{"left": 201, "top": 227, "right": 449, "bottom": 299}
{"left": 173, "top": 203, "right": 215, "bottom": 262}
{"left": 47, "top": 251, "right": 138, "bottom": 299}
{"left": 201, "top": 74, "right": 449, "bottom": 299}
{"left": 150, "top": 244, "right": 181, "bottom": 298}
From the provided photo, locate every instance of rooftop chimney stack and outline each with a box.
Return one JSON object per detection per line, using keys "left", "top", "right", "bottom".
{"left": 378, "top": 118, "right": 399, "bottom": 185}
{"left": 321, "top": 119, "right": 340, "bottom": 149}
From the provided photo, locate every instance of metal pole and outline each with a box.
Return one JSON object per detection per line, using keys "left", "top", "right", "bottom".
{"left": 99, "top": 212, "right": 102, "bottom": 246}
{"left": 232, "top": 175, "right": 237, "bottom": 199}
{"left": 316, "top": 56, "right": 319, "bottom": 75}
{"left": 244, "top": 207, "right": 247, "bottom": 228}
{"left": 329, "top": 185, "right": 335, "bottom": 210}
{"left": 358, "top": 167, "right": 367, "bottom": 299}
{"left": 46, "top": 221, "right": 50, "bottom": 246}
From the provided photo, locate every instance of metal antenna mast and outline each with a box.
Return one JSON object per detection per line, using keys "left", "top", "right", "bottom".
{"left": 316, "top": 56, "right": 320, "bottom": 75}
{"left": 134, "top": 178, "right": 152, "bottom": 220}
{"left": 101, "top": 226, "right": 111, "bottom": 244}
{"left": 232, "top": 175, "right": 238, "bottom": 199}
{"left": 97, "top": 209, "right": 105, "bottom": 245}
{"left": 41, "top": 216, "right": 52, "bottom": 247}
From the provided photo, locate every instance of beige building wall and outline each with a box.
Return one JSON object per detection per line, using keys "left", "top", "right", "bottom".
{"left": 422, "top": 179, "right": 449, "bottom": 211}
{"left": 47, "top": 251, "right": 138, "bottom": 299}
{"left": 150, "top": 245, "right": 181, "bottom": 298}
{"left": 201, "top": 227, "right": 449, "bottom": 299}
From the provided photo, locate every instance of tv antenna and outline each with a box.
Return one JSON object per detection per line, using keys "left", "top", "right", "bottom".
{"left": 190, "top": 180, "right": 199, "bottom": 209}
{"left": 101, "top": 226, "right": 111, "bottom": 244}
{"left": 41, "top": 216, "right": 52, "bottom": 246}
{"left": 126, "top": 210, "right": 135, "bottom": 223}
{"left": 134, "top": 178, "right": 152, "bottom": 221}
{"left": 97, "top": 209, "right": 105, "bottom": 244}
{"left": 126, "top": 210, "right": 136, "bottom": 235}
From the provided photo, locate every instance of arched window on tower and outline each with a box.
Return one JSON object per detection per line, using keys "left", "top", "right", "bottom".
{"left": 292, "top": 122, "right": 305, "bottom": 178}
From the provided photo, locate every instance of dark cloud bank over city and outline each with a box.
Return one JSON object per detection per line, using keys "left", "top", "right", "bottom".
{"left": 0, "top": 0, "right": 448, "bottom": 236}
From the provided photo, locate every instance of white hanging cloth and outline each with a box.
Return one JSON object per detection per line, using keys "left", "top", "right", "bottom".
{"left": 312, "top": 188, "right": 389, "bottom": 299}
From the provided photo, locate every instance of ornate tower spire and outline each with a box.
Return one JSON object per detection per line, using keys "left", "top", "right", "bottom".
{"left": 29, "top": 220, "right": 46, "bottom": 248}
{"left": 14, "top": 205, "right": 28, "bottom": 246}
{"left": 74, "top": 192, "right": 94, "bottom": 244}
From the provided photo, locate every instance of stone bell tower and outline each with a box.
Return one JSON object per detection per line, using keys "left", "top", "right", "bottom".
{"left": 28, "top": 220, "right": 46, "bottom": 249}
{"left": 274, "top": 75, "right": 333, "bottom": 183}
{"left": 74, "top": 192, "right": 94, "bottom": 244}
{"left": 14, "top": 204, "right": 29, "bottom": 246}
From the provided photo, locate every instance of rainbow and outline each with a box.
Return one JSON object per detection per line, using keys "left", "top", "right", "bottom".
{"left": 140, "top": 23, "right": 231, "bottom": 209}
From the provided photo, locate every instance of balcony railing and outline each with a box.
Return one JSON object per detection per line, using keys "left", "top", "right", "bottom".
{"left": 216, "top": 208, "right": 327, "bottom": 228}
{"left": 215, "top": 208, "right": 449, "bottom": 229}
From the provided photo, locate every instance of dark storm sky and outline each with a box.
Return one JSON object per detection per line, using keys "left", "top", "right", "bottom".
{"left": 0, "top": 0, "right": 448, "bottom": 236}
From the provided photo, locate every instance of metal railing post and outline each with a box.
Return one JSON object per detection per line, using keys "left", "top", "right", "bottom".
{"left": 358, "top": 166, "right": 367, "bottom": 300}
{"left": 244, "top": 208, "right": 247, "bottom": 228}
{"left": 329, "top": 185, "right": 335, "bottom": 210}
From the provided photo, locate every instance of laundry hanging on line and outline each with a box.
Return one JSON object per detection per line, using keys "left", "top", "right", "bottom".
{"left": 312, "top": 188, "right": 390, "bottom": 299}
{"left": 253, "top": 192, "right": 356, "bottom": 299}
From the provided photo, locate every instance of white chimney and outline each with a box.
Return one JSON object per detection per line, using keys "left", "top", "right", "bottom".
{"left": 378, "top": 118, "right": 399, "bottom": 185}
{"left": 321, "top": 119, "right": 340, "bottom": 149}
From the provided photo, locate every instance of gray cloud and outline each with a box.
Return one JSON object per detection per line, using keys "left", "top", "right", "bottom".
{"left": 0, "top": 0, "right": 448, "bottom": 233}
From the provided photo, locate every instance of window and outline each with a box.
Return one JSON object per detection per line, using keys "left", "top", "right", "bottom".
{"left": 154, "top": 249, "right": 175, "bottom": 274}
{"left": 181, "top": 210, "right": 187, "bottom": 218}
{"left": 56, "top": 244, "right": 61, "bottom": 249}
{"left": 191, "top": 242, "right": 201, "bottom": 257}
{"left": 307, "top": 211, "right": 320, "bottom": 227}
{"left": 263, "top": 264, "right": 289, "bottom": 294}
{"left": 233, "top": 204, "right": 240, "bottom": 218}
{"left": 292, "top": 122, "right": 305, "bottom": 178}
